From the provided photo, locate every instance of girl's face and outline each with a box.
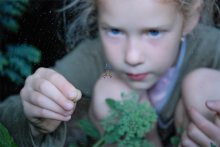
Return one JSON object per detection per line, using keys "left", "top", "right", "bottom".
{"left": 98, "top": 0, "right": 186, "bottom": 90}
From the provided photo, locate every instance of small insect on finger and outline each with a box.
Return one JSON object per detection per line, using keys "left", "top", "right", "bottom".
{"left": 72, "top": 99, "right": 77, "bottom": 104}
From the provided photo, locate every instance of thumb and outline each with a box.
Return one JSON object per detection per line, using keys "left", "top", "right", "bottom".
{"left": 206, "top": 100, "right": 220, "bottom": 112}
{"left": 206, "top": 100, "right": 220, "bottom": 127}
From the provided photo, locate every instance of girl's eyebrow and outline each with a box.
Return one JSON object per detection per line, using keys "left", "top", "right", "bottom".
{"left": 142, "top": 25, "right": 170, "bottom": 30}
{"left": 142, "top": 23, "right": 172, "bottom": 30}
{"left": 99, "top": 22, "right": 117, "bottom": 28}
{"left": 99, "top": 21, "right": 172, "bottom": 30}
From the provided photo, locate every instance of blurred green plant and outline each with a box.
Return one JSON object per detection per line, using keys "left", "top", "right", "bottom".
{"left": 170, "top": 127, "right": 183, "bottom": 147}
{"left": 79, "top": 91, "right": 157, "bottom": 147}
{"left": 0, "top": 0, "right": 41, "bottom": 84}
{"left": 0, "top": 123, "right": 17, "bottom": 147}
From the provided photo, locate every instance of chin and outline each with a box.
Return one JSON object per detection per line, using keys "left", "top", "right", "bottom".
{"left": 128, "top": 81, "right": 152, "bottom": 90}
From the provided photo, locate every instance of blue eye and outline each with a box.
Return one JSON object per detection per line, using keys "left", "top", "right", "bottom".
{"left": 107, "top": 28, "right": 122, "bottom": 36}
{"left": 148, "top": 30, "right": 161, "bottom": 38}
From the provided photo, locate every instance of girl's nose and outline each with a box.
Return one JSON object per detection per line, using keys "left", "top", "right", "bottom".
{"left": 124, "top": 39, "right": 144, "bottom": 66}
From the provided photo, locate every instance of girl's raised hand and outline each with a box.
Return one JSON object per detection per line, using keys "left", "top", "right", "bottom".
{"left": 20, "top": 67, "right": 82, "bottom": 136}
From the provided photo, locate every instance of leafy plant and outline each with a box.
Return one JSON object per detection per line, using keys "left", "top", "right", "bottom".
{"left": 170, "top": 127, "right": 183, "bottom": 147}
{"left": 0, "top": 0, "right": 29, "bottom": 32}
{"left": 78, "top": 119, "right": 100, "bottom": 140}
{"left": 0, "top": 0, "right": 41, "bottom": 84}
{"left": 0, "top": 123, "right": 17, "bottom": 147}
{"left": 210, "top": 142, "right": 217, "bottom": 147}
{"left": 79, "top": 91, "right": 157, "bottom": 147}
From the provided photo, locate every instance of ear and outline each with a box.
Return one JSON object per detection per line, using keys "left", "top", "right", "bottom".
{"left": 183, "top": 0, "right": 203, "bottom": 36}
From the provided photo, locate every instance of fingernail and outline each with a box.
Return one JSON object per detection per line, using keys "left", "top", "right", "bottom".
{"left": 207, "top": 101, "right": 215, "bottom": 107}
{"left": 68, "top": 91, "right": 77, "bottom": 98}
{"left": 64, "top": 110, "right": 73, "bottom": 116}
{"left": 65, "top": 101, "right": 73, "bottom": 110}
{"left": 65, "top": 116, "right": 71, "bottom": 121}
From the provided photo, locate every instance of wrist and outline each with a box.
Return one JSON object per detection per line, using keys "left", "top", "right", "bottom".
{"left": 29, "top": 123, "right": 43, "bottom": 137}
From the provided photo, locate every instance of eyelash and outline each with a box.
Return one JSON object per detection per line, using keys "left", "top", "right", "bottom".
{"left": 146, "top": 30, "right": 162, "bottom": 38}
{"left": 102, "top": 27, "right": 164, "bottom": 39}
{"left": 106, "top": 28, "right": 123, "bottom": 37}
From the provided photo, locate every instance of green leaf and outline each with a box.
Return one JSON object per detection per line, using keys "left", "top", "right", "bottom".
{"left": 19, "top": 0, "right": 30, "bottom": 4}
{"left": 0, "top": 44, "right": 41, "bottom": 84}
{"left": 13, "top": 2, "right": 26, "bottom": 12}
{"left": 98, "top": 91, "right": 157, "bottom": 147}
{"left": 68, "top": 143, "right": 78, "bottom": 147}
{"left": 0, "top": 0, "right": 30, "bottom": 32}
{"left": 3, "top": 69, "right": 24, "bottom": 84}
{"left": 105, "top": 98, "right": 118, "bottom": 110}
{"left": 0, "top": 16, "right": 19, "bottom": 32}
{"left": 6, "top": 44, "right": 41, "bottom": 63}
{"left": 8, "top": 57, "right": 32, "bottom": 76}
{"left": 170, "top": 136, "right": 180, "bottom": 147}
{"left": 103, "top": 128, "right": 120, "bottom": 144}
{"left": 0, "top": 3, "right": 23, "bottom": 17}
{"left": 210, "top": 142, "right": 217, "bottom": 147}
{"left": 170, "top": 127, "right": 183, "bottom": 147}
{"left": 78, "top": 119, "right": 100, "bottom": 140}
{"left": 0, "top": 53, "right": 8, "bottom": 71}
{"left": 0, "top": 123, "right": 17, "bottom": 147}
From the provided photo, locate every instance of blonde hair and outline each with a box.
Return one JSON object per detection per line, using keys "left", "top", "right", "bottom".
{"left": 60, "top": 0, "right": 218, "bottom": 49}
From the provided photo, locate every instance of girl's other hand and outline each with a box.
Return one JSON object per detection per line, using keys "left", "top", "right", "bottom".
{"left": 20, "top": 67, "right": 82, "bottom": 136}
{"left": 180, "top": 104, "right": 220, "bottom": 147}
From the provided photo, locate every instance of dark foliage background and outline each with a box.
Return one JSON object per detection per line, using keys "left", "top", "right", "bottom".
{"left": 0, "top": 0, "right": 67, "bottom": 100}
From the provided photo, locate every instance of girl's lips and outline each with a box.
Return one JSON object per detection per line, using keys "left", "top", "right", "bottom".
{"left": 127, "top": 73, "right": 148, "bottom": 81}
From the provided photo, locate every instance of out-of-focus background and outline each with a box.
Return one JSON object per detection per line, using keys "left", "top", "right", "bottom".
{"left": 0, "top": 0, "right": 67, "bottom": 100}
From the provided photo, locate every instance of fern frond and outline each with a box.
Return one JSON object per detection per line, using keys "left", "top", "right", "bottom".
{"left": 0, "top": 123, "right": 17, "bottom": 147}
{"left": 0, "top": 0, "right": 30, "bottom": 32}
{"left": 0, "top": 16, "right": 19, "bottom": 32}
{"left": 0, "top": 52, "right": 8, "bottom": 71}
{"left": 0, "top": 44, "right": 41, "bottom": 84}
{"left": 0, "top": 0, "right": 41, "bottom": 85}
{"left": 8, "top": 57, "right": 32, "bottom": 77}
{"left": 3, "top": 68, "right": 24, "bottom": 84}
{"left": 0, "top": 2, "right": 23, "bottom": 17}
{"left": 6, "top": 44, "right": 41, "bottom": 63}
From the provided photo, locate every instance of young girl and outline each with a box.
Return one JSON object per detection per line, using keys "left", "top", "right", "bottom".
{"left": 90, "top": 0, "right": 220, "bottom": 146}
{"left": 1, "top": 0, "right": 220, "bottom": 146}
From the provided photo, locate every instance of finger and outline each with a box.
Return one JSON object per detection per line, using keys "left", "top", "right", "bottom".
{"left": 23, "top": 101, "right": 72, "bottom": 121}
{"left": 32, "top": 78, "right": 74, "bottom": 111}
{"left": 26, "top": 90, "right": 73, "bottom": 116}
{"left": 214, "top": 113, "right": 220, "bottom": 127}
{"left": 35, "top": 68, "right": 81, "bottom": 101}
{"left": 188, "top": 107, "right": 220, "bottom": 142}
{"left": 206, "top": 100, "right": 220, "bottom": 112}
{"left": 181, "top": 131, "right": 199, "bottom": 147}
{"left": 75, "top": 89, "right": 82, "bottom": 102}
{"left": 206, "top": 100, "right": 220, "bottom": 127}
{"left": 186, "top": 123, "right": 212, "bottom": 146}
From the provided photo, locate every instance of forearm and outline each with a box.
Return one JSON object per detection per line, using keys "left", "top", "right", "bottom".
{"left": 0, "top": 95, "right": 34, "bottom": 146}
{"left": 0, "top": 95, "right": 67, "bottom": 147}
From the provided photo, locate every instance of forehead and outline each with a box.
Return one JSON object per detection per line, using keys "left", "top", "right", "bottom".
{"left": 97, "top": 0, "right": 182, "bottom": 28}
{"left": 97, "top": 0, "right": 177, "bottom": 8}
